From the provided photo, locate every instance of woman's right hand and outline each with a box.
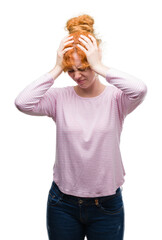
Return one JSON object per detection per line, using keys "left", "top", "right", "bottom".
{"left": 55, "top": 35, "right": 74, "bottom": 69}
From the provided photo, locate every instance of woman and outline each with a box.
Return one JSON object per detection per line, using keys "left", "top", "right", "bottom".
{"left": 15, "top": 14, "right": 147, "bottom": 240}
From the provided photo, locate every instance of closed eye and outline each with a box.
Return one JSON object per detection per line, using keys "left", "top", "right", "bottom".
{"left": 68, "top": 69, "right": 74, "bottom": 73}
{"left": 68, "top": 67, "right": 87, "bottom": 73}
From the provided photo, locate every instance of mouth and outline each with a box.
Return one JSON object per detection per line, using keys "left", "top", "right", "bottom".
{"left": 78, "top": 80, "right": 86, "bottom": 84}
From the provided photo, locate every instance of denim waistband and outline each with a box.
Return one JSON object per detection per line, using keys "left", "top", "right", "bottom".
{"left": 51, "top": 181, "right": 122, "bottom": 206}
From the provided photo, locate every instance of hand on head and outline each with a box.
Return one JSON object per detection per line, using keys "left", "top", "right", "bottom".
{"left": 77, "top": 34, "right": 102, "bottom": 71}
{"left": 56, "top": 33, "right": 102, "bottom": 73}
{"left": 55, "top": 35, "right": 74, "bottom": 69}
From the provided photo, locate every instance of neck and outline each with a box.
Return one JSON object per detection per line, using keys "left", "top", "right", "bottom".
{"left": 76, "top": 75, "right": 106, "bottom": 97}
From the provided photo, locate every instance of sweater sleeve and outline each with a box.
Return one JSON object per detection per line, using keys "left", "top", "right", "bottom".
{"left": 14, "top": 72, "right": 57, "bottom": 120}
{"left": 105, "top": 68, "right": 148, "bottom": 119}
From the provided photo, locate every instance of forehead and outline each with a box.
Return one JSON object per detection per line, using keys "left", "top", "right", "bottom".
{"left": 72, "top": 53, "right": 82, "bottom": 68}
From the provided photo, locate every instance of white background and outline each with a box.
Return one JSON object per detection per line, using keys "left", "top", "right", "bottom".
{"left": 0, "top": 0, "right": 161, "bottom": 239}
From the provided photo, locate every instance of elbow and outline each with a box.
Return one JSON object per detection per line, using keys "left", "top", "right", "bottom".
{"left": 130, "top": 83, "right": 148, "bottom": 100}
{"left": 135, "top": 82, "right": 148, "bottom": 101}
{"left": 14, "top": 97, "right": 25, "bottom": 111}
{"left": 14, "top": 97, "right": 21, "bottom": 110}
{"left": 14, "top": 97, "right": 36, "bottom": 113}
{"left": 140, "top": 83, "right": 148, "bottom": 98}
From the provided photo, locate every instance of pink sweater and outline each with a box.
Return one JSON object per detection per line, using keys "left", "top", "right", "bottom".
{"left": 15, "top": 68, "right": 147, "bottom": 197}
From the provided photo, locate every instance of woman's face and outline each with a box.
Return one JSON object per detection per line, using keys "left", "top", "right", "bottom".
{"left": 67, "top": 52, "right": 96, "bottom": 88}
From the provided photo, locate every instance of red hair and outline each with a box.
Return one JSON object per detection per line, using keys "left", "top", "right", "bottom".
{"left": 62, "top": 15, "right": 101, "bottom": 72}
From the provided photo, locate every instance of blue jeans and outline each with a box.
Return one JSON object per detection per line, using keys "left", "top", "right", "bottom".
{"left": 46, "top": 181, "right": 125, "bottom": 240}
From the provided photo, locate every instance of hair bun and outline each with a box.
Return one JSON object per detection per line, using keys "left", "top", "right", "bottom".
{"left": 65, "top": 14, "right": 94, "bottom": 34}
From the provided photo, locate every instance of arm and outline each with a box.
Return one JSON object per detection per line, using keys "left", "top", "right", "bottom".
{"left": 77, "top": 34, "right": 147, "bottom": 119}
{"left": 14, "top": 65, "right": 62, "bottom": 118}
{"left": 94, "top": 64, "right": 148, "bottom": 119}
{"left": 14, "top": 35, "right": 74, "bottom": 119}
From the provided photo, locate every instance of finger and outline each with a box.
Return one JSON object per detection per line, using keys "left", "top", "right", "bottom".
{"left": 63, "top": 35, "right": 73, "bottom": 40}
{"left": 61, "top": 36, "right": 73, "bottom": 46}
{"left": 62, "top": 47, "right": 73, "bottom": 54}
{"left": 78, "top": 37, "right": 89, "bottom": 50}
{"left": 88, "top": 34, "right": 97, "bottom": 48}
{"left": 80, "top": 34, "right": 93, "bottom": 46}
{"left": 77, "top": 44, "right": 88, "bottom": 54}
{"left": 59, "top": 37, "right": 73, "bottom": 50}
{"left": 62, "top": 40, "right": 74, "bottom": 52}
{"left": 64, "top": 39, "right": 74, "bottom": 46}
{"left": 64, "top": 35, "right": 73, "bottom": 43}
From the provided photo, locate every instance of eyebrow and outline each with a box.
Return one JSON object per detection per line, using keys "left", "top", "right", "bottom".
{"left": 74, "top": 66, "right": 83, "bottom": 69}
{"left": 68, "top": 66, "right": 85, "bottom": 71}
{"left": 77, "top": 66, "right": 85, "bottom": 70}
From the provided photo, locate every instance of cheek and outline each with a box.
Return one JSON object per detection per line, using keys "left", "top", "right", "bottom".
{"left": 86, "top": 70, "right": 94, "bottom": 78}
{"left": 88, "top": 73, "right": 95, "bottom": 81}
{"left": 68, "top": 72, "right": 73, "bottom": 78}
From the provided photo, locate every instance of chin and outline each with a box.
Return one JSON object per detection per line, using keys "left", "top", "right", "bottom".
{"left": 78, "top": 84, "right": 87, "bottom": 88}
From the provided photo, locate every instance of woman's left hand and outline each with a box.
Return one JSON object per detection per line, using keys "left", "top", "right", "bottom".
{"left": 77, "top": 34, "right": 102, "bottom": 71}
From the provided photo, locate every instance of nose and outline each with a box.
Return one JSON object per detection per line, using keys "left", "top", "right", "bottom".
{"left": 74, "top": 71, "right": 82, "bottom": 80}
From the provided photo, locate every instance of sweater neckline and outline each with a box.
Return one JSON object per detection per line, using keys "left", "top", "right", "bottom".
{"left": 72, "top": 85, "right": 108, "bottom": 100}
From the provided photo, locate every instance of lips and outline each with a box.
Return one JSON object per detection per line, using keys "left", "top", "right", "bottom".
{"left": 78, "top": 80, "right": 85, "bottom": 84}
